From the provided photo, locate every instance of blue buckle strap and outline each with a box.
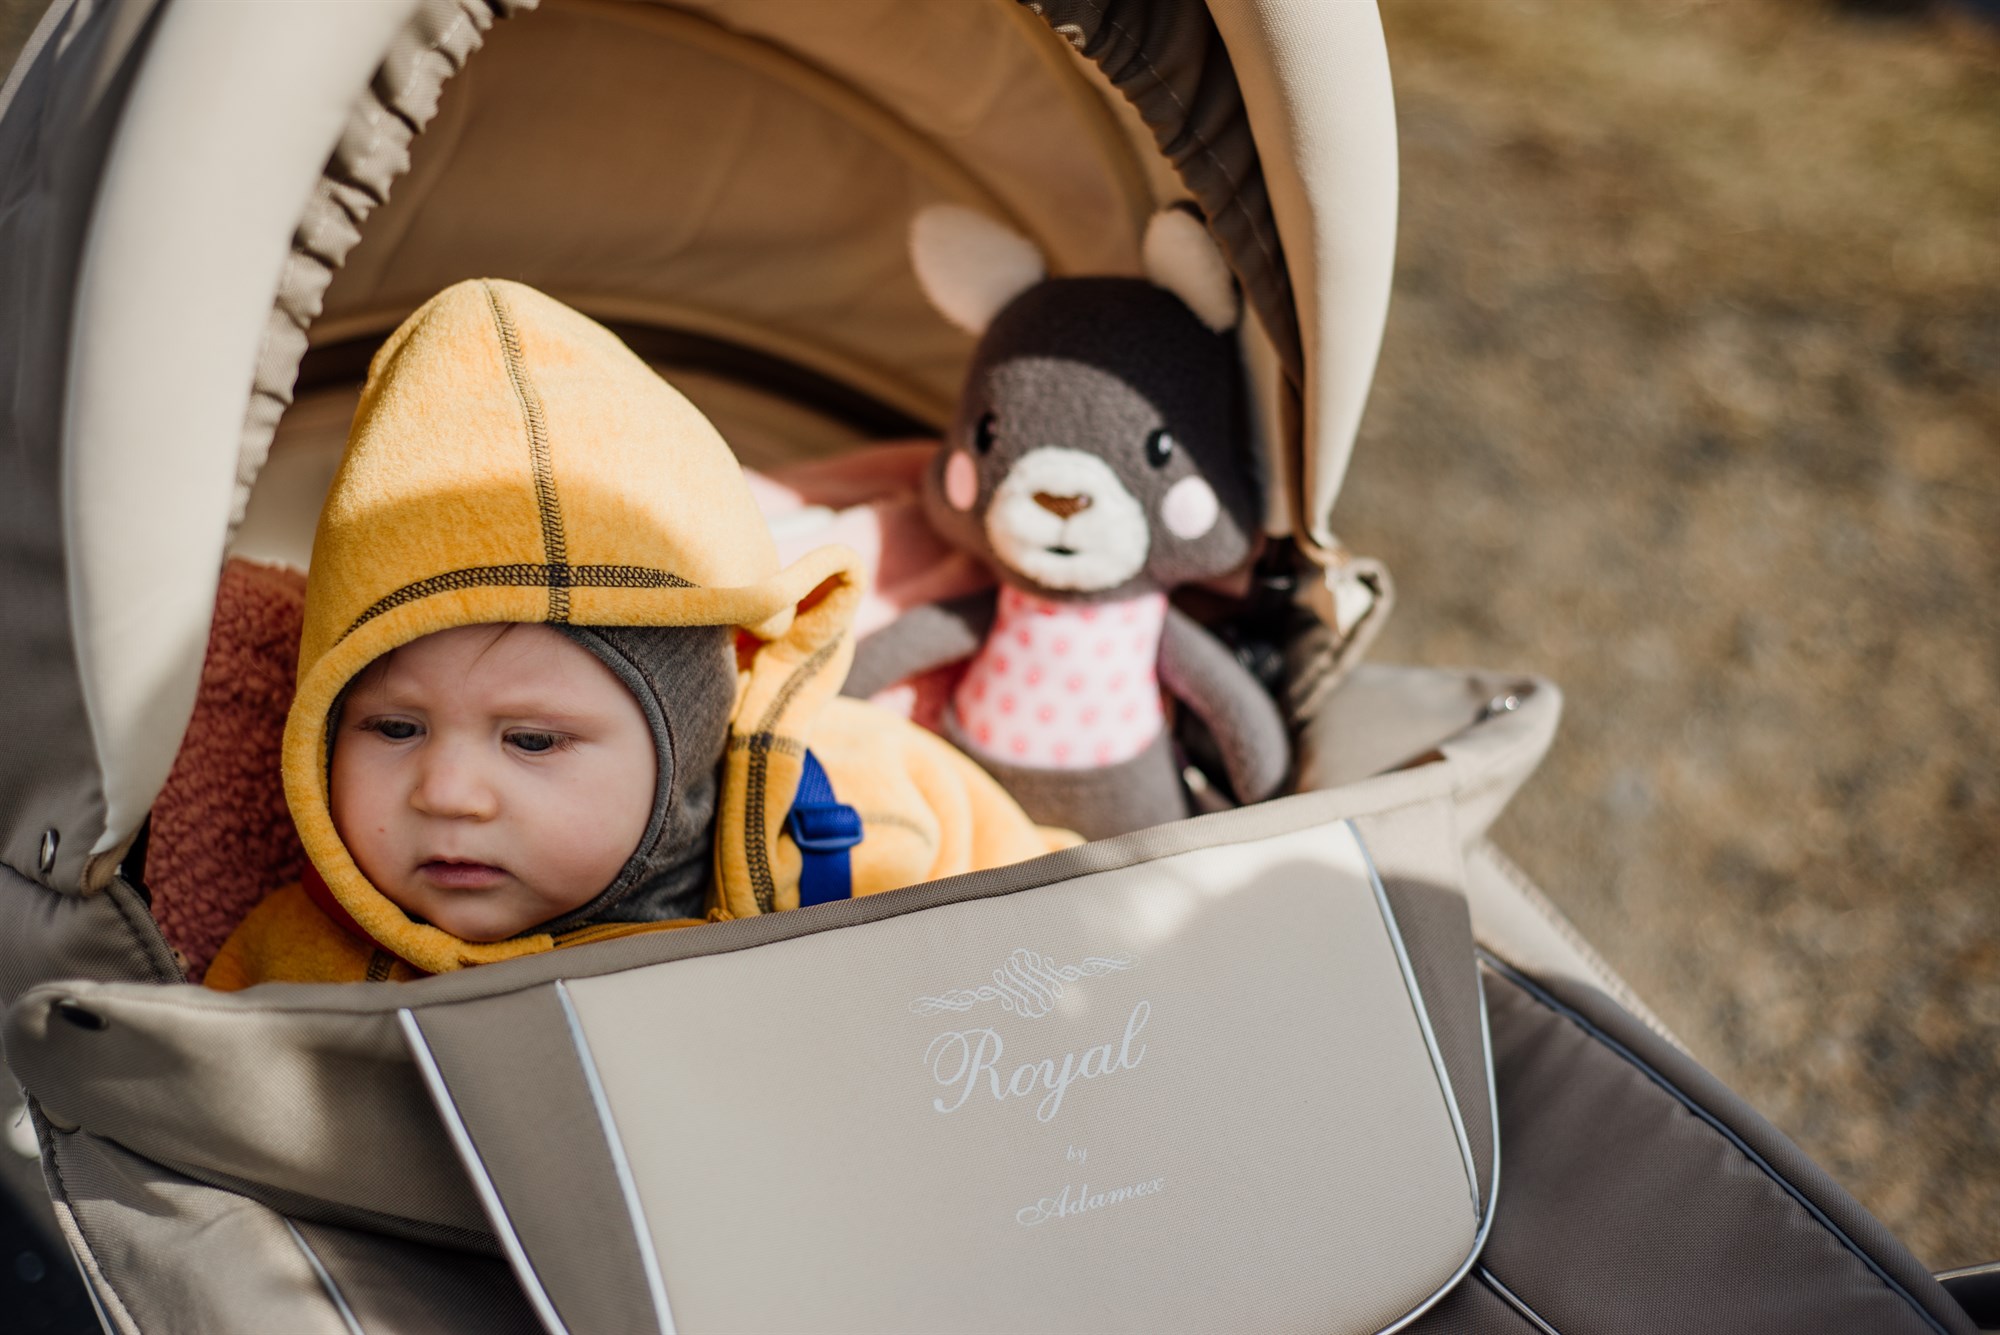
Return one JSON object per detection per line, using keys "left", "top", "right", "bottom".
{"left": 786, "top": 749, "right": 863, "bottom": 907}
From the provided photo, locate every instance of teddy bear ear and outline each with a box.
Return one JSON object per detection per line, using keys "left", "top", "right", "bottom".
{"left": 910, "top": 204, "right": 1047, "bottom": 336}
{"left": 1142, "top": 207, "right": 1239, "bottom": 333}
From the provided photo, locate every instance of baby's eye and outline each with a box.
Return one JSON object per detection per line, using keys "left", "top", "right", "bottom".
{"left": 361, "top": 718, "right": 422, "bottom": 742}
{"left": 506, "top": 730, "right": 566, "bottom": 755}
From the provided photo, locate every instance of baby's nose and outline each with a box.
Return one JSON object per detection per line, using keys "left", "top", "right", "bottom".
{"left": 413, "top": 751, "right": 498, "bottom": 819}
{"left": 1033, "top": 491, "right": 1092, "bottom": 520}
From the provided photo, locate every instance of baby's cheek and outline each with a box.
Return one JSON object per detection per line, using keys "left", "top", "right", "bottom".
{"left": 544, "top": 741, "right": 658, "bottom": 896}
{"left": 328, "top": 744, "right": 395, "bottom": 871}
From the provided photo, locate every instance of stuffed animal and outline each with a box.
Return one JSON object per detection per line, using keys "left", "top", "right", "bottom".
{"left": 842, "top": 204, "right": 1290, "bottom": 841}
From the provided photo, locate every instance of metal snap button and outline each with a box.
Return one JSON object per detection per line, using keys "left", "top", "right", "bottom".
{"left": 38, "top": 828, "right": 58, "bottom": 875}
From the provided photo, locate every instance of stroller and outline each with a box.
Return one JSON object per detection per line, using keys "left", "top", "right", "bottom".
{"left": 0, "top": 0, "right": 1989, "bottom": 1330}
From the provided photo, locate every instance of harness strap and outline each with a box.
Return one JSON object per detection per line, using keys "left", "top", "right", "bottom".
{"left": 786, "top": 749, "right": 863, "bottom": 907}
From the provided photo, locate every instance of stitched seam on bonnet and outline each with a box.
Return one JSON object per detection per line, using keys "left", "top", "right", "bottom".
{"left": 482, "top": 282, "right": 570, "bottom": 622}
{"left": 338, "top": 564, "right": 694, "bottom": 642}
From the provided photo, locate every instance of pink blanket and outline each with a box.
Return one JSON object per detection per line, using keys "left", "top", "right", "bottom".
{"left": 744, "top": 442, "right": 989, "bottom": 638}
{"left": 744, "top": 442, "right": 983, "bottom": 725}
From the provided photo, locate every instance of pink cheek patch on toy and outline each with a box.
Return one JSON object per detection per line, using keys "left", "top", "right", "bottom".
{"left": 1161, "top": 475, "right": 1220, "bottom": 540}
{"left": 944, "top": 449, "right": 980, "bottom": 511}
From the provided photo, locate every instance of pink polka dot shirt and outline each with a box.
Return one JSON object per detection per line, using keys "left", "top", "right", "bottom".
{"left": 951, "top": 586, "right": 1168, "bottom": 770}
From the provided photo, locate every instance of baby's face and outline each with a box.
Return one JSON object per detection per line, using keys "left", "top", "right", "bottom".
{"left": 330, "top": 624, "right": 656, "bottom": 942}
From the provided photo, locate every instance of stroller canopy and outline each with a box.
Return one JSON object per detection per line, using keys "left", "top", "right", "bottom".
{"left": 0, "top": 0, "right": 1397, "bottom": 896}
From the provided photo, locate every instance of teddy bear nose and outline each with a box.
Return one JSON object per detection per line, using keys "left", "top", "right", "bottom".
{"left": 1033, "top": 492, "right": 1092, "bottom": 519}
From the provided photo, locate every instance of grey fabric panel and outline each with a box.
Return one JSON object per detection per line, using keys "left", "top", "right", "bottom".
{"left": 6, "top": 783, "right": 1466, "bottom": 1245}
{"left": 0, "top": 0, "right": 163, "bottom": 891}
{"left": 2, "top": 1071, "right": 56, "bottom": 1216}
{"left": 415, "top": 987, "right": 658, "bottom": 1335}
{"left": 1352, "top": 805, "right": 1494, "bottom": 1209}
{"left": 1020, "top": 0, "right": 1300, "bottom": 380}
{"left": 157, "top": 1157, "right": 494, "bottom": 1256}
{"left": 290, "top": 1217, "right": 540, "bottom": 1335}
{"left": 0, "top": 866, "right": 181, "bottom": 1009}
{"left": 1298, "top": 663, "right": 1529, "bottom": 791}
{"left": 40, "top": 1125, "right": 350, "bottom": 1335}
{"left": 1478, "top": 965, "right": 1975, "bottom": 1335}
{"left": 3, "top": 976, "right": 488, "bottom": 1240}
{"left": 1378, "top": 878, "right": 1491, "bottom": 1207}
{"left": 1512, "top": 966, "right": 1977, "bottom": 1335}
{"left": 1403, "top": 1269, "right": 1548, "bottom": 1333}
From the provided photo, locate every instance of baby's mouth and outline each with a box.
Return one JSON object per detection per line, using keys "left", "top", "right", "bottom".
{"left": 417, "top": 859, "right": 507, "bottom": 890}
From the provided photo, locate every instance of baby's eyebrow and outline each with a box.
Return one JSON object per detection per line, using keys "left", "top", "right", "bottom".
{"left": 491, "top": 712, "right": 590, "bottom": 728}
{"left": 477, "top": 700, "right": 602, "bottom": 726}
{"left": 340, "top": 689, "right": 426, "bottom": 715}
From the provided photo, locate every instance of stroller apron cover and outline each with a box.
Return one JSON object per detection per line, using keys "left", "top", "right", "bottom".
{"left": 0, "top": 1, "right": 1983, "bottom": 1332}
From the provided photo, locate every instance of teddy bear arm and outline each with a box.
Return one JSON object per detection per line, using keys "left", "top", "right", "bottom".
{"left": 843, "top": 591, "right": 997, "bottom": 698}
{"left": 1159, "top": 604, "right": 1292, "bottom": 805}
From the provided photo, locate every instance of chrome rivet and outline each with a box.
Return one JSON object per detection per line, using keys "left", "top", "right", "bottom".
{"left": 1476, "top": 693, "right": 1522, "bottom": 724}
{"left": 37, "top": 829, "right": 58, "bottom": 875}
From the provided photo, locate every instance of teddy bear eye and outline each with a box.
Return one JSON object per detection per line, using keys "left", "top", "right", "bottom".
{"left": 1144, "top": 428, "right": 1176, "bottom": 469}
{"left": 973, "top": 411, "right": 998, "bottom": 454}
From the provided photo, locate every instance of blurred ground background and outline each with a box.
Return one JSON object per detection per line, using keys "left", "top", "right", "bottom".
{"left": 2, "top": 0, "right": 1994, "bottom": 1277}
{"left": 1346, "top": 0, "right": 1999, "bottom": 1267}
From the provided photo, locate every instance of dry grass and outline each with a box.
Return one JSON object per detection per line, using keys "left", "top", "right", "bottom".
{"left": 1348, "top": 0, "right": 1999, "bottom": 1265}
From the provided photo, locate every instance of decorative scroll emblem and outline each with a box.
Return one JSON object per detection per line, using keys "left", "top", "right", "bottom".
{"left": 911, "top": 948, "right": 1137, "bottom": 1021}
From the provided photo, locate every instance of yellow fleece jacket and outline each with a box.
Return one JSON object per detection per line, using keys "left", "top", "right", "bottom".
{"left": 208, "top": 279, "right": 1070, "bottom": 989}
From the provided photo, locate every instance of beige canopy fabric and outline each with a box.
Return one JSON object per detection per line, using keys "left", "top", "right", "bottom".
{"left": 0, "top": 0, "right": 1398, "bottom": 895}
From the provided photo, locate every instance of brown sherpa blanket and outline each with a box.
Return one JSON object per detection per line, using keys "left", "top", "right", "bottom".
{"left": 150, "top": 559, "right": 308, "bottom": 981}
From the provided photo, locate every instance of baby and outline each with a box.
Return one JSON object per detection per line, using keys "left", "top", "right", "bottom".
{"left": 207, "top": 279, "right": 1068, "bottom": 988}
{"left": 327, "top": 620, "right": 732, "bottom": 941}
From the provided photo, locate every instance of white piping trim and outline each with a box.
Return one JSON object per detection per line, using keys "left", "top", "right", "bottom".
{"left": 80, "top": 1266, "right": 115, "bottom": 1335}
{"left": 555, "top": 980, "right": 679, "bottom": 1335}
{"left": 1344, "top": 819, "right": 1502, "bottom": 1334}
{"left": 1349, "top": 820, "right": 1481, "bottom": 1213}
{"left": 283, "top": 1218, "right": 364, "bottom": 1335}
{"left": 1478, "top": 950, "right": 1503, "bottom": 1231}
{"left": 396, "top": 1009, "right": 572, "bottom": 1335}
{"left": 1478, "top": 1266, "right": 1562, "bottom": 1335}
{"left": 66, "top": 1228, "right": 116, "bottom": 1335}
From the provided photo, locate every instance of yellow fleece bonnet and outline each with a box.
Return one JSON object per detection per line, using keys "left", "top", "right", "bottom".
{"left": 284, "top": 279, "right": 860, "bottom": 973}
